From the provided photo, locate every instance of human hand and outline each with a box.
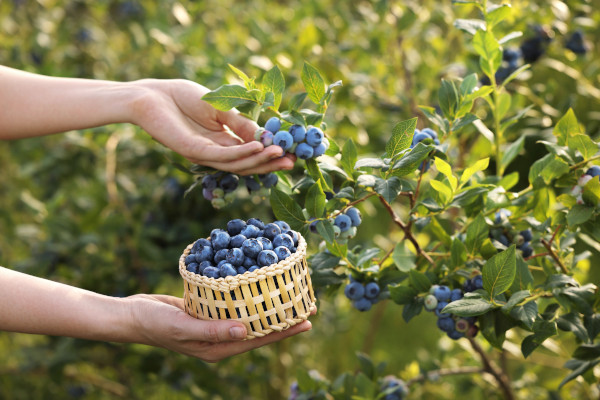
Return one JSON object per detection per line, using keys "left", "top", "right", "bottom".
{"left": 126, "top": 293, "right": 314, "bottom": 362}
{"left": 130, "top": 79, "right": 296, "bottom": 175}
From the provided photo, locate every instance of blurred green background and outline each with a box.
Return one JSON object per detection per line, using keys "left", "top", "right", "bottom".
{"left": 1, "top": 0, "right": 599, "bottom": 399}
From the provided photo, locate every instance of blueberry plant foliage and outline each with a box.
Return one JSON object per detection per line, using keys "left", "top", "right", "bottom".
{"left": 197, "top": 2, "right": 600, "bottom": 398}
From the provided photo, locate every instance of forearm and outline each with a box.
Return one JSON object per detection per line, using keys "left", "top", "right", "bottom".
{"left": 0, "top": 266, "right": 133, "bottom": 342}
{"left": 0, "top": 65, "right": 145, "bottom": 139}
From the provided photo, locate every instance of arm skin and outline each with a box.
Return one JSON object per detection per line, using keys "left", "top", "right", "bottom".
{"left": 0, "top": 65, "right": 295, "bottom": 175}
{"left": 0, "top": 267, "right": 314, "bottom": 362}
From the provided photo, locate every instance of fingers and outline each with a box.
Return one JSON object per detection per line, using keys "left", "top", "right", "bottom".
{"left": 186, "top": 141, "right": 264, "bottom": 165}
{"left": 204, "top": 146, "right": 295, "bottom": 175}
{"left": 179, "top": 318, "right": 248, "bottom": 343}
{"left": 216, "top": 109, "right": 260, "bottom": 143}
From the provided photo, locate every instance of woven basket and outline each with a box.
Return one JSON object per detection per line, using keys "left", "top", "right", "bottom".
{"left": 179, "top": 234, "right": 316, "bottom": 339}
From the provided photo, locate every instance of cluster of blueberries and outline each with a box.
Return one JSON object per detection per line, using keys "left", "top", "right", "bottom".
{"left": 492, "top": 209, "right": 534, "bottom": 258}
{"left": 571, "top": 166, "right": 600, "bottom": 205}
{"left": 310, "top": 207, "right": 362, "bottom": 243}
{"left": 201, "top": 171, "right": 279, "bottom": 209}
{"left": 381, "top": 377, "right": 409, "bottom": 400}
{"left": 483, "top": 26, "right": 588, "bottom": 86}
{"left": 183, "top": 218, "right": 300, "bottom": 278}
{"left": 423, "top": 280, "right": 481, "bottom": 340}
{"left": 343, "top": 278, "right": 381, "bottom": 312}
{"left": 411, "top": 128, "right": 439, "bottom": 172}
{"left": 256, "top": 117, "right": 330, "bottom": 160}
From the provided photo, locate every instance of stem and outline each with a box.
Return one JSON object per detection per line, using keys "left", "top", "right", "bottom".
{"left": 377, "top": 194, "right": 434, "bottom": 265}
{"left": 468, "top": 338, "right": 515, "bottom": 400}
{"left": 540, "top": 238, "right": 569, "bottom": 274}
{"left": 378, "top": 245, "right": 396, "bottom": 267}
{"left": 406, "top": 366, "right": 487, "bottom": 386}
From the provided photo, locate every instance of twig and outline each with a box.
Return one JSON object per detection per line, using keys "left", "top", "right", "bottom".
{"left": 378, "top": 246, "right": 396, "bottom": 267}
{"left": 377, "top": 194, "right": 434, "bottom": 265}
{"left": 468, "top": 338, "right": 515, "bottom": 400}
{"left": 540, "top": 238, "right": 568, "bottom": 274}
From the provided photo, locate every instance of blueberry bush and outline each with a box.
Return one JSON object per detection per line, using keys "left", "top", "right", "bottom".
{"left": 1, "top": 0, "right": 599, "bottom": 399}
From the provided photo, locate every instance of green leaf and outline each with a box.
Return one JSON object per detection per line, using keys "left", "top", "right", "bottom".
{"left": 540, "top": 157, "right": 570, "bottom": 184}
{"left": 269, "top": 188, "right": 305, "bottom": 230}
{"left": 402, "top": 299, "right": 423, "bottom": 322}
{"left": 460, "top": 73, "right": 478, "bottom": 95}
{"left": 582, "top": 176, "right": 600, "bottom": 205}
{"left": 559, "top": 360, "right": 600, "bottom": 388}
{"left": 325, "top": 138, "right": 340, "bottom": 157}
{"left": 356, "top": 174, "right": 378, "bottom": 188}
{"left": 557, "top": 313, "right": 589, "bottom": 342}
{"left": 341, "top": 139, "right": 358, "bottom": 176}
{"left": 502, "top": 290, "right": 531, "bottom": 311}
{"left": 228, "top": 64, "right": 254, "bottom": 89}
{"left": 453, "top": 18, "right": 485, "bottom": 35}
{"left": 510, "top": 256, "right": 534, "bottom": 292}
{"left": 472, "top": 30, "right": 502, "bottom": 78}
{"left": 450, "top": 238, "right": 468, "bottom": 267}
{"left": 430, "top": 180, "right": 452, "bottom": 204}
{"left": 499, "top": 172, "right": 520, "bottom": 191}
{"left": 521, "top": 319, "right": 557, "bottom": 358}
{"left": 375, "top": 177, "right": 403, "bottom": 203}
{"left": 288, "top": 92, "right": 307, "bottom": 111}
{"left": 438, "top": 80, "right": 459, "bottom": 120}
{"left": 391, "top": 143, "right": 433, "bottom": 176}
{"left": 389, "top": 285, "right": 417, "bottom": 305}
{"left": 202, "top": 84, "right": 258, "bottom": 111}
{"left": 554, "top": 108, "right": 581, "bottom": 146}
{"left": 385, "top": 118, "right": 418, "bottom": 158}
{"left": 452, "top": 113, "right": 479, "bottom": 131}
{"left": 409, "top": 270, "right": 431, "bottom": 293}
{"left": 301, "top": 62, "right": 326, "bottom": 104}
{"left": 501, "top": 135, "right": 525, "bottom": 170}
{"left": 485, "top": 4, "right": 511, "bottom": 28}
{"left": 569, "top": 134, "right": 599, "bottom": 160}
{"left": 434, "top": 157, "right": 458, "bottom": 191}
{"left": 567, "top": 204, "right": 594, "bottom": 226}
{"left": 280, "top": 109, "right": 306, "bottom": 126}
{"left": 450, "top": 185, "right": 491, "bottom": 207}
{"left": 460, "top": 158, "right": 489, "bottom": 186}
{"left": 479, "top": 310, "right": 517, "bottom": 349}
{"left": 419, "top": 106, "right": 449, "bottom": 134}
{"left": 466, "top": 214, "right": 489, "bottom": 254}
{"left": 509, "top": 301, "right": 538, "bottom": 329}
{"left": 262, "top": 65, "right": 285, "bottom": 110}
{"left": 392, "top": 242, "right": 416, "bottom": 272}
{"left": 355, "top": 158, "right": 388, "bottom": 170}
{"left": 528, "top": 153, "right": 553, "bottom": 187}
{"left": 442, "top": 298, "right": 495, "bottom": 317}
{"left": 482, "top": 245, "right": 516, "bottom": 299}
{"left": 306, "top": 182, "right": 326, "bottom": 218}
{"left": 573, "top": 343, "right": 600, "bottom": 361}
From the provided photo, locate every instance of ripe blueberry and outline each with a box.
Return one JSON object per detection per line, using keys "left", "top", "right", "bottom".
{"left": 295, "top": 143, "right": 314, "bottom": 159}
{"left": 247, "top": 218, "right": 265, "bottom": 229}
{"left": 273, "top": 233, "right": 294, "bottom": 250}
{"left": 230, "top": 234, "right": 247, "bottom": 248}
{"left": 219, "top": 262, "right": 237, "bottom": 277}
{"left": 236, "top": 266, "right": 247, "bottom": 275}
{"left": 257, "top": 250, "right": 278, "bottom": 267}
{"left": 433, "top": 285, "right": 451, "bottom": 302}
{"left": 273, "top": 131, "right": 294, "bottom": 151}
{"left": 344, "top": 281, "right": 365, "bottom": 300}
{"left": 306, "top": 127, "right": 324, "bottom": 146}
{"left": 450, "top": 288, "right": 463, "bottom": 302}
{"left": 364, "top": 282, "right": 380, "bottom": 299}
{"left": 274, "top": 220, "right": 291, "bottom": 232}
{"left": 345, "top": 207, "right": 362, "bottom": 227}
{"left": 240, "top": 224, "right": 261, "bottom": 239}
{"left": 194, "top": 246, "right": 214, "bottom": 263}
{"left": 219, "top": 174, "right": 239, "bottom": 193}
{"left": 436, "top": 316, "right": 455, "bottom": 332}
{"left": 214, "top": 248, "right": 229, "bottom": 263}
{"left": 264, "top": 117, "right": 282, "bottom": 134}
{"left": 289, "top": 124, "right": 306, "bottom": 142}
{"left": 201, "top": 174, "right": 217, "bottom": 190}
{"left": 520, "top": 229, "right": 533, "bottom": 242}
{"left": 198, "top": 260, "right": 212, "bottom": 274}
{"left": 312, "top": 138, "right": 329, "bottom": 157}
{"left": 227, "top": 219, "right": 246, "bottom": 236}
{"left": 203, "top": 266, "right": 220, "bottom": 279}
{"left": 226, "top": 248, "right": 245, "bottom": 266}
{"left": 259, "top": 173, "right": 278, "bottom": 188}
{"left": 242, "top": 238, "right": 263, "bottom": 258}
{"left": 447, "top": 329, "right": 465, "bottom": 340}
{"left": 274, "top": 246, "right": 292, "bottom": 261}
{"left": 334, "top": 214, "right": 352, "bottom": 232}
{"left": 435, "top": 301, "right": 449, "bottom": 317}
{"left": 248, "top": 265, "right": 259, "bottom": 272}
{"left": 186, "top": 262, "right": 199, "bottom": 273}
{"left": 258, "top": 237, "right": 273, "bottom": 251}
{"left": 211, "top": 230, "right": 230, "bottom": 250}
{"left": 353, "top": 297, "right": 372, "bottom": 312}
{"left": 263, "top": 223, "right": 282, "bottom": 240}
{"left": 244, "top": 176, "right": 262, "bottom": 192}
{"left": 472, "top": 275, "right": 484, "bottom": 290}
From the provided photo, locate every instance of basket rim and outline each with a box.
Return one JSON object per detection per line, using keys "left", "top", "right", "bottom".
{"left": 179, "top": 233, "right": 308, "bottom": 291}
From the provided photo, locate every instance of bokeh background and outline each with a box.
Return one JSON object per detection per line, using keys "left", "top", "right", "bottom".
{"left": 1, "top": 0, "right": 599, "bottom": 398}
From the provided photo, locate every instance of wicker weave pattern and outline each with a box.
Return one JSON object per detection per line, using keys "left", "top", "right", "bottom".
{"left": 179, "top": 234, "right": 316, "bottom": 339}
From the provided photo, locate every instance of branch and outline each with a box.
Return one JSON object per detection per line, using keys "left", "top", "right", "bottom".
{"left": 377, "top": 194, "right": 434, "bottom": 265}
{"left": 468, "top": 338, "right": 515, "bottom": 400}
{"left": 540, "top": 238, "right": 568, "bottom": 274}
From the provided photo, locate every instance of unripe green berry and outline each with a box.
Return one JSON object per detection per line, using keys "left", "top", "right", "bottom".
{"left": 211, "top": 198, "right": 226, "bottom": 209}
{"left": 424, "top": 294, "right": 438, "bottom": 311}
{"left": 333, "top": 225, "right": 341, "bottom": 237}
{"left": 212, "top": 188, "right": 225, "bottom": 199}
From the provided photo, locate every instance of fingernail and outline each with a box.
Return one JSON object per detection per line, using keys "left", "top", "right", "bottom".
{"left": 230, "top": 326, "right": 246, "bottom": 339}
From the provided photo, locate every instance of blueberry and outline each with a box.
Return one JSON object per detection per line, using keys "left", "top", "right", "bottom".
{"left": 186, "top": 262, "right": 199, "bottom": 273}
{"left": 257, "top": 250, "right": 278, "bottom": 267}
{"left": 463, "top": 279, "right": 474, "bottom": 293}
{"left": 192, "top": 238, "right": 211, "bottom": 253}
{"left": 450, "top": 288, "right": 463, "bottom": 302}
{"left": 264, "top": 117, "right": 282, "bottom": 134}
{"left": 295, "top": 142, "right": 314, "bottom": 159}
{"left": 334, "top": 214, "right": 352, "bottom": 232}
{"left": 309, "top": 219, "right": 319, "bottom": 234}
{"left": 520, "top": 242, "right": 533, "bottom": 258}
{"left": 565, "top": 30, "right": 587, "bottom": 54}
{"left": 364, "top": 282, "right": 380, "bottom": 299}
{"left": 421, "top": 127, "right": 438, "bottom": 139}
{"left": 273, "top": 233, "right": 294, "bottom": 250}
{"left": 258, "top": 237, "right": 273, "bottom": 251}
{"left": 236, "top": 266, "right": 247, "bottom": 275}
{"left": 520, "top": 229, "right": 533, "bottom": 242}
{"left": 274, "top": 246, "right": 292, "bottom": 261}
{"left": 240, "top": 224, "right": 261, "bottom": 239}
{"left": 247, "top": 218, "right": 265, "bottom": 229}
{"left": 412, "top": 131, "right": 431, "bottom": 145}
{"left": 498, "top": 234, "right": 510, "bottom": 247}
{"left": 306, "top": 127, "right": 324, "bottom": 146}
{"left": 203, "top": 266, "right": 220, "bottom": 278}
{"left": 494, "top": 209, "right": 512, "bottom": 224}
{"left": 263, "top": 223, "right": 282, "bottom": 240}
{"left": 273, "top": 131, "right": 294, "bottom": 151}
{"left": 185, "top": 254, "right": 197, "bottom": 265}
{"left": 447, "top": 329, "right": 465, "bottom": 340}
{"left": 274, "top": 220, "right": 291, "bottom": 232}
{"left": 219, "top": 174, "right": 239, "bottom": 193}
{"left": 345, "top": 207, "right": 362, "bottom": 227}
{"left": 244, "top": 176, "right": 262, "bottom": 192}
{"left": 285, "top": 230, "right": 299, "bottom": 247}
{"left": 344, "top": 281, "right": 365, "bottom": 300}
{"left": 455, "top": 318, "right": 470, "bottom": 333}
{"left": 247, "top": 265, "right": 259, "bottom": 272}
{"left": 259, "top": 173, "right": 279, "bottom": 188}
{"left": 312, "top": 138, "right": 329, "bottom": 157}
{"left": 214, "top": 248, "right": 229, "bottom": 263}
{"left": 211, "top": 230, "right": 230, "bottom": 250}
{"left": 289, "top": 124, "right": 306, "bottom": 142}
{"left": 230, "top": 234, "right": 247, "bottom": 248}
{"left": 353, "top": 297, "right": 372, "bottom": 312}
{"left": 198, "top": 260, "right": 212, "bottom": 274}
{"left": 243, "top": 256, "right": 256, "bottom": 268}
{"left": 202, "top": 188, "right": 214, "bottom": 200}
{"left": 202, "top": 174, "right": 217, "bottom": 190}
{"left": 585, "top": 166, "right": 600, "bottom": 178}
{"left": 433, "top": 285, "right": 451, "bottom": 302}
{"left": 503, "top": 48, "right": 521, "bottom": 62}
{"left": 242, "top": 238, "right": 263, "bottom": 258}
{"left": 472, "top": 275, "right": 484, "bottom": 290}
{"left": 424, "top": 294, "right": 438, "bottom": 311}
{"left": 435, "top": 301, "right": 449, "bottom": 317}
{"left": 226, "top": 248, "right": 245, "bottom": 266}
{"left": 194, "top": 246, "right": 214, "bottom": 263}
{"left": 219, "top": 262, "right": 237, "bottom": 277}
{"left": 227, "top": 219, "right": 247, "bottom": 236}
{"left": 260, "top": 130, "right": 274, "bottom": 146}
{"left": 437, "top": 316, "right": 455, "bottom": 332}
